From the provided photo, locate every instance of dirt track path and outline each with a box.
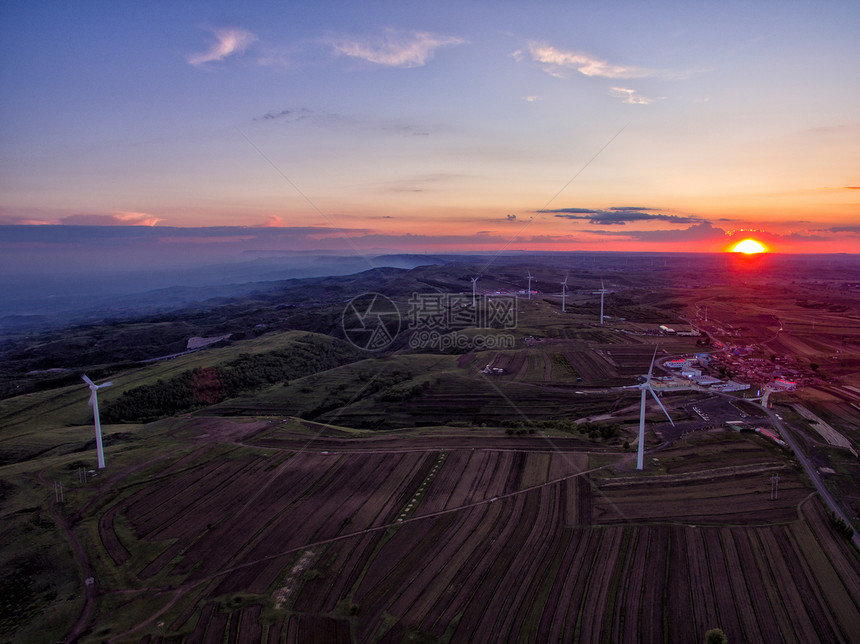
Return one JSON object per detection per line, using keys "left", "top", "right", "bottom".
{"left": 38, "top": 452, "right": 174, "bottom": 642}
{"left": 38, "top": 468, "right": 98, "bottom": 644}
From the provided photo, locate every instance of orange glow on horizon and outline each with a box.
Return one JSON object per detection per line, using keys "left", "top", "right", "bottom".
{"left": 731, "top": 239, "right": 768, "bottom": 254}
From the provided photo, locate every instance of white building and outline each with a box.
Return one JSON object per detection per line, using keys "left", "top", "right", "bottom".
{"left": 713, "top": 380, "right": 750, "bottom": 392}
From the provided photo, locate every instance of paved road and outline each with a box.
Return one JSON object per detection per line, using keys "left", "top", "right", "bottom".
{"left": 670, "top": 317, "right": 857, "bottom": 548}
{"left": 713, "top": 391, "right": 860, "bottom": 550}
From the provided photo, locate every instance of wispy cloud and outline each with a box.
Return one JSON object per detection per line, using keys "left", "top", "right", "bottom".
{"left": 0, "top": 216, "right": 55, "bottom": 225}
{"left": 0, "top": 211, "right": 164, "bottom": 226}
{"left": 158, "top": 235, "right": 257, "bottom": 244}
{"left": 547, "top": 207, "right": 600, "bottom": 215}
{"left": 810, "top": 225, "right": 860, "bottom": 234}
{"left": 256, "top": 107, "right": 319, "bottom": 123}
{"left": 550, "top": 207, "right": 699, "bottom": 225}
{"left": 60, "top": 212, "right": 163, "bottom": 226}
{"left": 114, "top": 211, "right": 163, "bottom": 226}
{"left": 520, "top": 42, "right": 651, "bottom": 79}
{"left": 589, "top": 221, "right": 727, "bottom": 241}
{"left": 522, "top": 95, "right": 542, "bottom": 102}
{"left": 188, "top": 28, "right": 257, "bottom": 66}
{"left": 329, "top": 28, "right": 465, "bottom": 68}
{"left": 609, "top": 86, "right": 654, "bottom": 104}
{"left": 258, "top": 215, "right": 284, "bottom": 227}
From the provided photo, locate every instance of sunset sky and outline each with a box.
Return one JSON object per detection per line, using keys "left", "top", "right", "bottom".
{"left": 1, "top": 0, "right": 859, "bottom": 255}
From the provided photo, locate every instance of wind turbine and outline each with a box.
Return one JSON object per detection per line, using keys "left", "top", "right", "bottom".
{"left": 635, "top": 348, "right": 674, "bottom": 470}
{"left": 82, "top": 375, "right": 113, "bottom": 469}
{"left": 598, "top": 279, "right": 608, "bottom": 325}
{"left": 561, "top": 275, "right": 568, "bottom": 312}
{"left": 526, "top": 270, "right": 533, "bottom": 300}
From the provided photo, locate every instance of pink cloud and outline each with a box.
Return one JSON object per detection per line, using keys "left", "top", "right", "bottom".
{"left": 188, "top": 28, "right": 257, "bottom": 66}
{"left": 330, "top": 29, "right": 465, "bottom": 68}
{"left": 58, "top": 212, "right": 163, "bottom": 226}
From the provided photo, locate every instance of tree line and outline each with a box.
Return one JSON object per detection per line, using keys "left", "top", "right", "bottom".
{"left": 104, "top": 336, "right": 361, "bottom": 423}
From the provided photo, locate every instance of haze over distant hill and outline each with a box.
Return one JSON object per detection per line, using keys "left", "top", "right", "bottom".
{"left": 0, "top": 224, "right": 465, "bottom": 331}
{"left": 2, "top": 230, "right": 858, "bottom": 335}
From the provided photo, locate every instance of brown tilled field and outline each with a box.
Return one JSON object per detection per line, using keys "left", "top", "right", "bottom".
{"left": 77, "top": 419, "right": 860, "bottom": 643}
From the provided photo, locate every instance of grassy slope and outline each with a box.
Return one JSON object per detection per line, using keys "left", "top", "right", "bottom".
{"left": 0, "top": 331, "right": 355, "bottom": 454}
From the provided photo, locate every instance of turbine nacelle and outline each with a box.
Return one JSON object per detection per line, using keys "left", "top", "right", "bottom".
{"left": 83, "top": 378, "right": 113, "bottom": 405}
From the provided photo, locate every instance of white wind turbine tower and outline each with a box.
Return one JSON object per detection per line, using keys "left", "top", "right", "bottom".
{"left": 561, "top": 275, "right": 568, "bottom": 312}
{"left": 471, "top": 276, "right": 479, "bottom": 308}
{"left": 82, "top": 375, "right": 113, "bottom": 469}
{"left": 635, "top": 348, "right": 674, "bottom": 470}
{"left": 598, "top": 279, "right": 608, "bottom": 325}
{"left": 526, "top": 270, "right": 533, "bottom": 300}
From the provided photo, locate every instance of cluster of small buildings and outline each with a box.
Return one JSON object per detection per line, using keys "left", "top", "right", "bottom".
{"left": 661, "top": 346, "right": 815, "bottom": 393}
{"left": 663, "top": 353, "right": 751, "bottom": 391}
{"left": 709, "top": 350, "right": 814, "bottom": 389}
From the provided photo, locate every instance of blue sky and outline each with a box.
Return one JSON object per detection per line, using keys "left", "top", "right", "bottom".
{"left": 1, "top": 0, "right": 859, "bottom": 254}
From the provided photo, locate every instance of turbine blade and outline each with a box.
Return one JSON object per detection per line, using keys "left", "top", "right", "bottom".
{"left": 88, "top": 391, "right": 96, "bottom": 406}
{"left": 98, "top": 381, "right": 114, "bottom": 389}
{"left": 647, "top": 385, "right": 675, "bottom": 426}
{"left": 81, "top": 374, "right": 95, "bottom": 387}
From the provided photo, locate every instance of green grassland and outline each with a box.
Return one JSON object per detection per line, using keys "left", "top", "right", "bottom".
{"left": 0, "top": 331, "right": 363, "bottom": 462}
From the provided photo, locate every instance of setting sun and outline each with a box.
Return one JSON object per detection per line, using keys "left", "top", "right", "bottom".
{"left": 732, "top": 239, "right": 767, "bottom": 254}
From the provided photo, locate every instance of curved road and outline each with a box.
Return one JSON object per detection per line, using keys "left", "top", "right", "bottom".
{"left": 711, "top": 391, "right": 860, "bottom": 550}
{"left": 679, "top": 313, "right": 858, "bottom": 545}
